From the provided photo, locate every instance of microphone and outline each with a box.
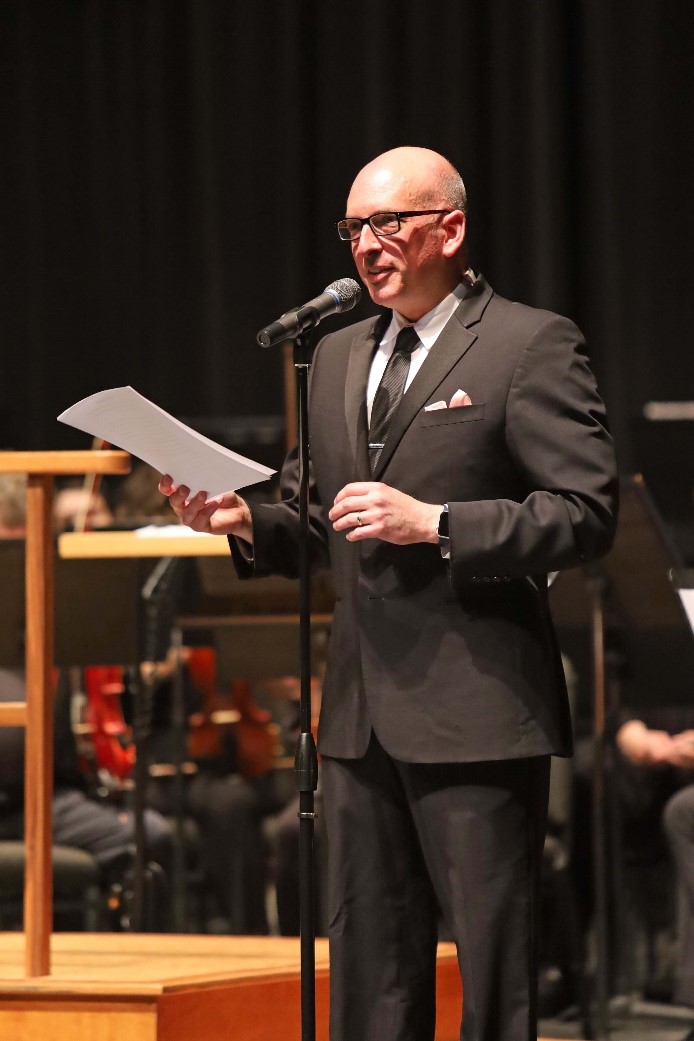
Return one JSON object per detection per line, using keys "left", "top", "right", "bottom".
{"left": 256, "top": 278, "right": 361, "bottom": 348}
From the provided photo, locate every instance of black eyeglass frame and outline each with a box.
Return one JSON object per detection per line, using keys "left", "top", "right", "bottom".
{"left": 336, "top": 209, "right": 452, "bottom": 241}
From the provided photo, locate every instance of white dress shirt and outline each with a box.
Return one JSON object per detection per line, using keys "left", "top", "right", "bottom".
{"left": 366, "top": 279, "right": 475, "bottom": 556}
{"left": 366, "top": 281, "right": 469, "bottom": 424}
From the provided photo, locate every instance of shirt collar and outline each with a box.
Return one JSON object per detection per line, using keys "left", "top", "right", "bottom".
{"left": 382, "top": 279, "right": 470, "bottom": 352}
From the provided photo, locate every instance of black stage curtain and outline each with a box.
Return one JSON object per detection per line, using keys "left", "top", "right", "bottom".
{"left": 1, "top": 1, "right": 692, "bottom": 495}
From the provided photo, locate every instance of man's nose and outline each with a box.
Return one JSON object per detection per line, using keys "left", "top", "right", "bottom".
{"left": 354, "top": 221, "right": 381, "bottom": 256}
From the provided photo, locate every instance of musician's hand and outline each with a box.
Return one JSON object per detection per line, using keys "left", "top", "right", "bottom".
{"left": 616, "top": 720, "right": 674, "bottom": 767}
{"left": 158, "top": 475, "right": 253, "bottom": 542}
{"left": 328, "top": 481, "right": 440, "bottom": 545}
{"left": 669, "top": 731, "right": 694, "bottom": 770}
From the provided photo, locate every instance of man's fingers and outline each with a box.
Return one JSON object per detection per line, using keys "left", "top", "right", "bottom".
{"left": 332, "top": 508, "right": 368, "bottom": 530}
{"left": 159, "top": 477, "right": 211, "bottom": 508}
{"left": 158, "top": 473, "right": 245, "bottom": 537}
{"left": 170, "top": 484, "right": 192, "bottom": 508}
{"left": 178, "top": 491, "right": 209, "bottom": 524}
{"left": 187, "top": 499, "right": 220, "bottom": 532}
{"left": 329, "top": 491, "right": 381, "bottom": 521}
{"left": 333, "top": 482, "right": 380, "bottom": 505}
{"left": 329, "top": 497, "right": 364, "bottom": 521}
{"left": 215, "top": 490, "right": 239, "bottom": 509}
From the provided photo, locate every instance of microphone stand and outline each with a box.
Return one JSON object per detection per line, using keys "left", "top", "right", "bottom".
{"left": 292, "top": 330, "right": 319, "bottom": 1041}
{"left": 259, "top": 285, "right": 359, "bottom": 1040}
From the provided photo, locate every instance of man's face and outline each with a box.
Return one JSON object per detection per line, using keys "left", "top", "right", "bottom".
{"left": 345, "top": 167, "right": 459, "bottom": 323}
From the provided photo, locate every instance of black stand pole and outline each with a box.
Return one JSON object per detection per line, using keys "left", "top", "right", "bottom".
{"left": 130, "top": 555, "right": 180, "bottom": 932}
{"left": 292, "top": 332, "right": 319, "bottom": 1041}
{"left": 169, "top": 624, "right": 190, "bottom": 932}
{"left": 587, "top": 565, "right": 609, "bottom": 1040}
{"left": 130, "top": 664, "right": 151, "bottom": 932}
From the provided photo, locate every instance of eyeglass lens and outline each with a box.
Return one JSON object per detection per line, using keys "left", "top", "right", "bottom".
{"left": 338, "top": 213, "right": 401, "bottom": 240}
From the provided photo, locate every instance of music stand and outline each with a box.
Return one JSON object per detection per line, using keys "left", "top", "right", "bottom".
{"left": 671, "top": 569, "right": 694, "bottom": 639}
{"left": 0, "top": 539, "right": 170, "bottom": 931}
{"left": 0, "top": 539, "right": 142, "bottom": 668}
{"left": 550, "top": 476, "right": 694, "bottom": 1038}
{"left": 179, "top": 558, "right": 334, "bottom": 683}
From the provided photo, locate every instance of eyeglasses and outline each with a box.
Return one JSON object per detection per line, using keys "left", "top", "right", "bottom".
{"left": 337, "top": 209, "right": 452, "bottom": 241}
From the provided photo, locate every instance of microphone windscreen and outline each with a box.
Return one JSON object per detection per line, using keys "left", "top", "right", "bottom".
{"left": 324, "top": 278, "right": 361, "bottom": 311}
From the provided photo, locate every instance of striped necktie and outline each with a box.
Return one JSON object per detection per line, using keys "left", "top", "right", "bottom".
{"left": 368, "top": 325, "right": 420, "bottom": 474}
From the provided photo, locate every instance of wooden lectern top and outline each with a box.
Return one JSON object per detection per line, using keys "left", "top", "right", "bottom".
{"left": 59, "top": 529, "right": 229, "bottom": 558}
{"left": 0, "top": 450, "right": 130, "bottom": 476}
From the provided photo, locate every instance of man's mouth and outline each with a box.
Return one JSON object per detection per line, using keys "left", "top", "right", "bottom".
{"left": 365, "top": 267, "right": 393, "bottom": 284}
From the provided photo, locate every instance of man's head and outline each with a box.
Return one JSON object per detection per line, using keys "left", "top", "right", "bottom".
{"left": 0, "top": 474, "right": 27, "bottom": 536}
{"left": 342, "top": 147, "right": 467, "bottom": 322}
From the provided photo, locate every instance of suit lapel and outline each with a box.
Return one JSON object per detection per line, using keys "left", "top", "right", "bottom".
{"left": 372, "top": 277, "right": 493, "bottom": 480}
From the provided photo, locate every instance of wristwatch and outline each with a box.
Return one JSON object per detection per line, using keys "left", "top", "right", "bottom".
{"left": 437, "top": 503, "right": 449, "bottom": 550}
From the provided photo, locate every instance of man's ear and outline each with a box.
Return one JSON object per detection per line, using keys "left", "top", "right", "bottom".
{"left": 441, "top": 210, "right": 466, "bottom": 258}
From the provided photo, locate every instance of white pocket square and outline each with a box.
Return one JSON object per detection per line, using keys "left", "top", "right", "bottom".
{"left": 424, "top": 390, "right": 472, "bottom": 411}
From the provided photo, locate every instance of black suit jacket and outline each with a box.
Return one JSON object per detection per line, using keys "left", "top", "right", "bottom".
{"left": 231, "top": 277, "right": 618, "bottom": 764}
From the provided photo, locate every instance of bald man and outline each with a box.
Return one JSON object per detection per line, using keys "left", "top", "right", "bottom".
{"left": 161, "top": 147, "right": 618, "bottom": 1041}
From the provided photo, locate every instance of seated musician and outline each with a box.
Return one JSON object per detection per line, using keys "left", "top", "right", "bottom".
{"left": 111, "top": 461, "right": 280, "bottom": 934}
{"left": 0, "top": 473, "right": 174, "bottom": 928}
{"left": 53, "top": 476, "right": 114, "bottom": 532}
{"left": 143, "top": 651, "right": 277, "bottom": 934}
{"left": 615, "top": 705, "right": 694, "bottom": 1006}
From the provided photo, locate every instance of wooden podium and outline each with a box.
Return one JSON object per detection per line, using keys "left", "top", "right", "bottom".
{"left": 0, "top": 451, "right": 130, "bottom": 976}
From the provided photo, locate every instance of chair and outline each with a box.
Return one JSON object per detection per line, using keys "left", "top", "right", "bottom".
{"left": 0, "top": 841, "right": 102, "bottom": 931}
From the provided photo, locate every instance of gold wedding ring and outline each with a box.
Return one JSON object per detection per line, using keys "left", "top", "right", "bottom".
{"left": 356, "top": 513, "right": 363, "bottom": 526}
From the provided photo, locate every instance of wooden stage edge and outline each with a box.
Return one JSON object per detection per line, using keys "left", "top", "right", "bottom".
{"left": 0, "top": 933, "right": 463, "bottom": 1041}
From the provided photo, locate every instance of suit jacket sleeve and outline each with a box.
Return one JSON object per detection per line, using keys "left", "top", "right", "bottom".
{"left": 448, "top": 313, "right": 618, "bottom": 586}
{"left": 228, "top": 443, "right": 328, "bottom": 579}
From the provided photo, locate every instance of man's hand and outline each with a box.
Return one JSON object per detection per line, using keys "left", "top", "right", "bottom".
{"left": 328, "top": 481, "right": 441, "bottom": 545}
{"left": 616, "top": 720, "right": 694, "bottom": 769}
{"left": 616, "top": 720, "right": 674, "bottom": 766}
{"left": 669, "top": 730, "right": 694, "bottom": 770}
{"left": 158, "top": 475, "right": 253, "bottom": 543}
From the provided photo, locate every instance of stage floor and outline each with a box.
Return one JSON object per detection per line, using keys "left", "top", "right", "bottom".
{"left": 0, "top": 932, "right": 463, "bottom": 1041}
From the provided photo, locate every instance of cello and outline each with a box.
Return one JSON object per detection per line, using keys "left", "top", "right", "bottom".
{"left": 185, "top": 646, "right": 280, "bottom": 780}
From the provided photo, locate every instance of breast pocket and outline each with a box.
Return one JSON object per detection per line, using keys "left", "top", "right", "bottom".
{"left": 420, "top": 403, "right": 486, "bottom": 428}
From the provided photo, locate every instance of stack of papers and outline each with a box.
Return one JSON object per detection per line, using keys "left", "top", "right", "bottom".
{"left": 679, "top": 590, "right": 694, "bottom": 634}
{"left": 58, "top": 386, "right": 275, "bottom": 498}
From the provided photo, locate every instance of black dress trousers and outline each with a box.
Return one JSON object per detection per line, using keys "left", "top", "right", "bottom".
{"left": 321, "top": 732, "right": 550, "bottom": 1041}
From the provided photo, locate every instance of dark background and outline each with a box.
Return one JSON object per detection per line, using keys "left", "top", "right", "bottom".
{"left": 1, "top": 0, "right": 693, "bottom": 553}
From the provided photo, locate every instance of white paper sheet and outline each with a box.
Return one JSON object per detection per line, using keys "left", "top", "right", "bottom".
{"left": 134, "top": 525, "right": 214, "bottom": 538}
{"left": 679, "top": 590, "right": 694, "bottom": 635}
{"left": 58, "top": 386, "right": 275, "bottom": 498}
